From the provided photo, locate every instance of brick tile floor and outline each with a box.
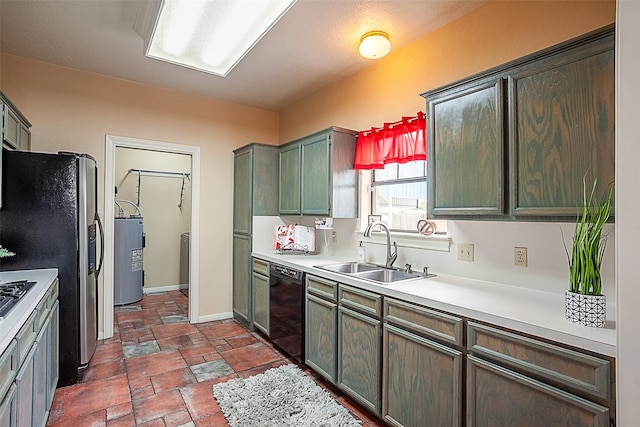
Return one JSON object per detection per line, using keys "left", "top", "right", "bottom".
{"left": 46, "top": 290, "right": 383, "bottom": 426}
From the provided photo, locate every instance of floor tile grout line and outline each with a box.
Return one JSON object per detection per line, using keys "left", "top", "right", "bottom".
{"left": 49, "top": 291, "right": 380, "bottom": 426}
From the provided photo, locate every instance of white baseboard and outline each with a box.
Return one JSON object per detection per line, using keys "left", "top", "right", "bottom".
{"left": 196, "top": 311, "right": 233, "bottom": 323}
{"left": 144, "top": 284, "right": 182, "bottom": 294}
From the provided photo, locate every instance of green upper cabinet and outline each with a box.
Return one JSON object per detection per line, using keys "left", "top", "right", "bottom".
{"left": 422, "top": 26, "right": 614, "bottom": 221}
{"left": 1, "top": 90, "right": 31, "bottom": 152}
{"left": 509, "top": 33, "right": 615, "bottom": 217}
{"left": 279, "top": 127, "right": 358, "bottom": 218}
{"left": 278, "top": 143, "right": 301, "bottom": 215}
{"left": 233, "top": 143, "right": 279, "bottom": 234}
{"left": 301, "top": 133, "right": 331, "bottom": 215}
{"left": 427, "top": 78, "right": 505, "bottom": 217}
{"left": 233, "top": 149, "right": 252, "bottom": 234}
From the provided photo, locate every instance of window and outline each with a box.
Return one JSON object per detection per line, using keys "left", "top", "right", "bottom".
{"left": 371, "top": 160, "right": 447, "bottom": 234}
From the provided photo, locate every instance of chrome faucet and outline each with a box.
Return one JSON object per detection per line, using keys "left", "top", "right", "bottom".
{"left": 363, "top": 221, "right": 397, "bottom": 269}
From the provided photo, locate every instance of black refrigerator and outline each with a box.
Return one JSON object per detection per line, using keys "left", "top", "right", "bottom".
{"left": 0, "top": 150, "right": 103, "bottom": 386}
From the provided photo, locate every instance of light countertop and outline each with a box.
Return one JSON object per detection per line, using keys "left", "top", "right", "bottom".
{"left": 0, "top": 268, "right": 58, "bottom": 355}
{"left": 254, "top": 251, "right": 616, "bottom": 357}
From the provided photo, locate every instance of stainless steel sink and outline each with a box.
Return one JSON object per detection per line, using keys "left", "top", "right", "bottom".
{"left": 355, "top": 269, "right": 422, "bottom": 284}
{"left": 315, "top": 262, "right": 382, "bottom": 274}
{"left": 315, "top": 262, "right": 426, "bottom": 285}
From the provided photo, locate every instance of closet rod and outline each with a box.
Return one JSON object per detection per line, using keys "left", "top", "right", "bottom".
{"left": 128, "top": 168, "right": 190, "bottom": 178}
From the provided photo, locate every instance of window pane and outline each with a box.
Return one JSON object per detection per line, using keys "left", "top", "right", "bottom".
{"left": 369, "top": 160, "right": 446, "bottom": 234}
{"left": 373, "top": 163, "right": 398, "bottom": 181}
{"left": 398, "top": 161, "right": 426, "bottom": 179}
{"left": 372, "top": 181, "right": 427, "bottom": 230}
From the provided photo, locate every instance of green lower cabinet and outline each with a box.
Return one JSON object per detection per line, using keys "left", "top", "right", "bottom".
{"left": 32, "top": 317, "right": 49, "bottom": 427}
{"left": 337, "top": 306, "right": 381, "bottom": 415}
{"left": 467, "top": 355, "right": 609, "bottom": 427}
{"left": 252, "top": 271, "right": 269, "bottom": 336}
{"left": 305, "top": 293, "right": 337, "bottom": 383}
{"left": 0, "top": 384, "right": 16, "bottom": 426}
{"left": 232, "top": 234, "right": 251, "bottom": 327}
{"left": 47, "top": 302, "right": 60, "bottom": 410}
{"left": 15, "top": 345, "right": 35, "bottom": 427}
{"left": 383, "top": 324, "right": 463, "bottom": 427}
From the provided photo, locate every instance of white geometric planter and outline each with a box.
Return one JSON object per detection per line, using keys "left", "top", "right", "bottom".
{"left": 565, "top": 290, "right": 606, "bottom": 328}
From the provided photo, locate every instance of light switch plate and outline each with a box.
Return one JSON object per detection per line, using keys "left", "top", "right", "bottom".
{"left": 458, "top": 243, "right": 474, "bottom": 262}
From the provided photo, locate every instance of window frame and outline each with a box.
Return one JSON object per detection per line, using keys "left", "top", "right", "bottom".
{"left": 370, "top": 161, "right": 428, "bottom": 233}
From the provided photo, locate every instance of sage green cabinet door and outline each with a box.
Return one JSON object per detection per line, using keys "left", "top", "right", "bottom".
{"left": 301, "top": 134, "right": 331, "bottom": 216}
{"left": 32, "top": 317, "right": 49, "bottom": 427}
{"left": 467, "top": 355, "right": 609, "bottom": 427}
{"left": 233, "top": 148, "right": 252, "bottom": 234}
{"left": 305, "top": 293, "right": 337, "bottom": 383}
{"left": 338, "top": 306, "right": 381, "bottom": 415}
{"left": 15, "top": 345, "right": 35, "bottom": 427}
{"left": 232, "top": 234, "right": 251, "bottom": 326}
{"left": 234, "top": 144, "right": 279, "bottom": 233}
{"left": 427, "top": 78, "right": 505, "bottom": 217}
{"left": 252, "top": 272, "right": 269, "bottom": 336}
{"left": 0, "top": 384, "right": 16, "bottom": 427}
{"left": 383, "top": 324, "right": 462, "bottom": 427}
{"left": 47, "top": 301, "right": 59, "bottom": 409}
{"left": 509, "top": 35, "right": 615, "bottom": 217}
{"left": 278, "top": 143, "right": 301, "bottom": 215}
{"left": 2, "top": 105, "right": 20, "bottom": 149}
{"left": 251, "top": 145, "right": 279, "bottom": 216}
{"left": 19, "top": 125, "right": 30, "bottom": 152}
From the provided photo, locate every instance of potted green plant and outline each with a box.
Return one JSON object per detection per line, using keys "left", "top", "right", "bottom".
{"left": 563, "top": 177, "right": 614, "bottom": 327}
{"left": 0, "top": 245, "right": 15, "bottom": 258}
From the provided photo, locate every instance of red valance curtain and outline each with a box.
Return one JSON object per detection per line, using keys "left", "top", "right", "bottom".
{"left": 354, "top": 111, "right": 426, "bottom": 170}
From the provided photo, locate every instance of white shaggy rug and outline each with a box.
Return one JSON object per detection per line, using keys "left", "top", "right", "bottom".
{"left": 213, "top": 364, "right": 362, "bottom": 427}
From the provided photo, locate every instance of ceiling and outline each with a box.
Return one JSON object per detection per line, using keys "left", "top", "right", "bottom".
{"left": 0, "top": 0, "right": 483, "bottom": 112}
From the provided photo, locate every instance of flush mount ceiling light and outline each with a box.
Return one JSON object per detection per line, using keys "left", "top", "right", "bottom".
{"left": 135, "top": 0, "right": 297, "bottom": 77}
{"left": 359, "top": 31, "right": 391, "bottom": 60}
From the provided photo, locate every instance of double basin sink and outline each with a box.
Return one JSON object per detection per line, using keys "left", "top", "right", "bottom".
{"left": 315, "top": 262, "right": 432, "bottom": 285}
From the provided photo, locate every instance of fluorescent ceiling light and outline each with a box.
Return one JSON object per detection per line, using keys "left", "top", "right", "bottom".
{"left": 145, "top": 0, "right": 297, "bottom": 77}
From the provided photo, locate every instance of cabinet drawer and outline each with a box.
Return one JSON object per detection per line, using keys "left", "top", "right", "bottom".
{"left": 306, "top": 275, "right": 338, "bottom": 302}
{"left": 35, "top": 280, "right": 59, "bottom": 330}
{"left": 36, "top": 295, "right": 49, "bottom": 331}
{"left": 48, "top": 279, "right": 59, "bottom": 307}
{"left": 339, "top": 284, "right": 382, "bottom": 318}
{"left": 467, "top": 322, "right": 611, "bottom": 401}
{"left": 467, "top": 355, "right": 609, "bottom": 427}
{"left": 384, "top": 298, "right": 463, "bottom": 348}
{"left": 15, "top": 310, "right": 37, "bottom": 366}
{"left": 252, "top": 258, "right": 269, "bottom": 276}
{"left": 0, "top": 340, "right": 17, "bottom": 400}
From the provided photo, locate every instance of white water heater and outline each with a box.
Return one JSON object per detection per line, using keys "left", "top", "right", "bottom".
{"left": 114, "top": 217, "right": 144, "bottom": 305}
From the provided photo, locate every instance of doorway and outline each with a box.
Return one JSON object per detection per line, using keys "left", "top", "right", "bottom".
{"left": 103, "top": 135, "right": 200, "bottom": 339}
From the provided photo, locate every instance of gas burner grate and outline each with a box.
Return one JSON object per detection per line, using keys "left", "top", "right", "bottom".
{"left": 0, "top": 280, "right": 36, "bottom": 320}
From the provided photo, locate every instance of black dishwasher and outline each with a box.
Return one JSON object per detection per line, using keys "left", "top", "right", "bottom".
{"left": 269, "top": 263, "right": 304, "bottom": 362}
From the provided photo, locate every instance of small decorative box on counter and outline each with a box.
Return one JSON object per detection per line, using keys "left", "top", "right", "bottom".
{"left": 273, "top": 225, "right": 316, "bottom": 253}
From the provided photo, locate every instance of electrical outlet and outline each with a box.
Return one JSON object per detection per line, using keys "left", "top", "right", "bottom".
{"left": 331, "top": 231, "right": 338, "bottom": 243}
{"left": 458, "top": 243, "right": 474, "bottom": 262}
{"left": 514, "top": 247, "right": 528, "bottom": 267}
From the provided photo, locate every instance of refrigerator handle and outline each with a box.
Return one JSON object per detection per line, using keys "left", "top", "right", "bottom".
{"left": 95, "top": 212, "right": 105, "bottom": 279}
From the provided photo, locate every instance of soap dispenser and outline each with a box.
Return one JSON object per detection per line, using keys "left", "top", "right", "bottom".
{"left": 357, "top": 241, "right": 366, "bottom": 263}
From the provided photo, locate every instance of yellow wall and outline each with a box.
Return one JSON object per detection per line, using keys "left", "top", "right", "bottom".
{"left": 279, "top": 0, "right": 615, "bottom": 142}
{"left": 0, "top": 55, "right": 279, "bottom": 328}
